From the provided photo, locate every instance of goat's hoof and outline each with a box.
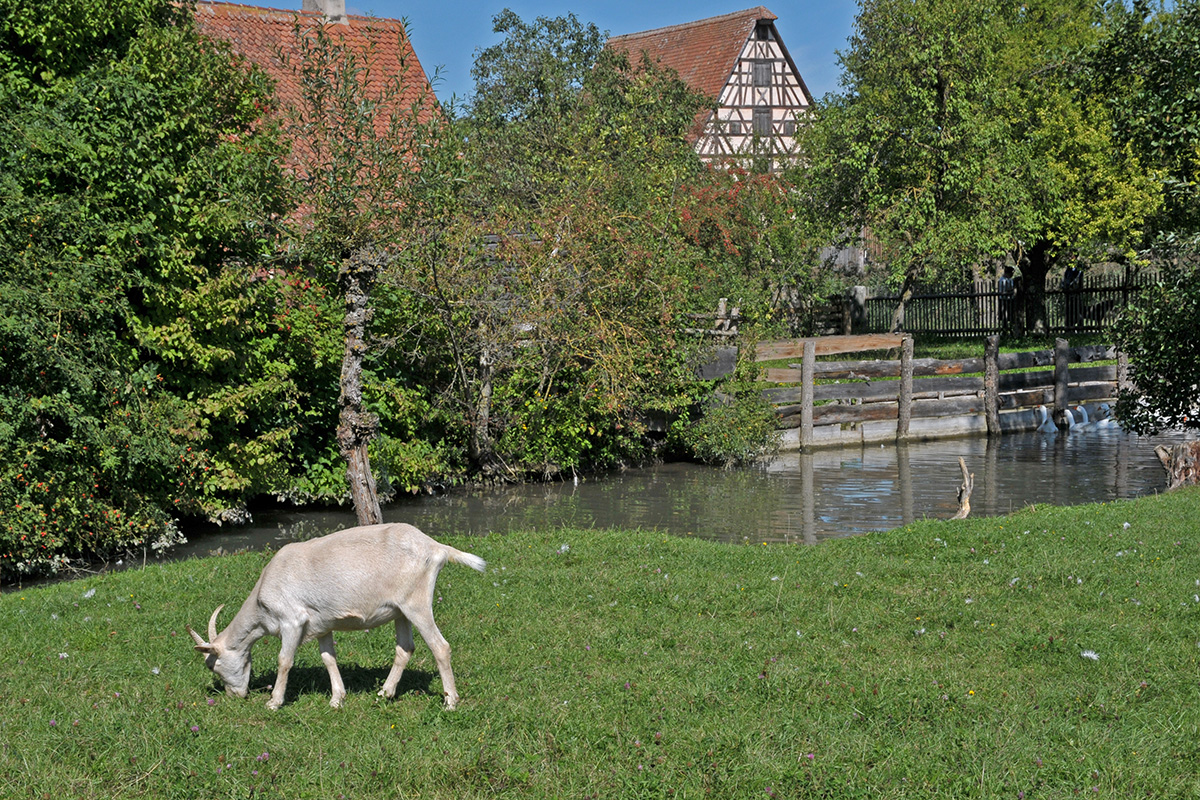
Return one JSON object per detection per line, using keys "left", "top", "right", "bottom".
{"left": 330, "top": 697, "right": 343, "bottom": 709}
{"left": 377, "top": 687, "right": 395, "bottom": 699}
{"left": 265, "top": 698, "right": 283, "bottom": 711}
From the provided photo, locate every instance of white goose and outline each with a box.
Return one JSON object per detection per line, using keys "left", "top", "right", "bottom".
{"left": 1090, "top": 402, "right": 1120, "bottom": 430}
{"left": 1035, "top": 404, "right": 1058, "bottom": 433}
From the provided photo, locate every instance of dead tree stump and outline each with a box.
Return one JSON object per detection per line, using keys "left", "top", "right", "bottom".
{"left": 1155, "top": 441, "right": 1200, "bottom": 490}
{"left": 951, "top": 457, "right": 974, "bottom": 520}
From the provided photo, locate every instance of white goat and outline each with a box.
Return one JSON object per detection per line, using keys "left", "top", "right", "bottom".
{"left": 187, "top": 523, "right": 485, "bottom": 710}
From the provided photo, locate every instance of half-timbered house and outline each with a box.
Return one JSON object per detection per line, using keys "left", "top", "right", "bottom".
{"left": 608, "top": 6, "right": 813, "bottom": 171}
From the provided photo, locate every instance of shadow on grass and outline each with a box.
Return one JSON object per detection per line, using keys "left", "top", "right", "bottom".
{"left": 203, "top": 666, "right": 440, "bottom": 705}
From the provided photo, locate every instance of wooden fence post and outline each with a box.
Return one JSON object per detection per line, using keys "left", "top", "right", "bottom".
{"left": 984, "top": 335, "right": 1001, "bottom": 435}
{"left": 1054, "top": 337, "right": 1069, "bottom": 426}
{"left": 897, "top": 335, "right": 913, "bottom": 441}
{"left": 800, "top": 339, "right": 815, "bottom": 448}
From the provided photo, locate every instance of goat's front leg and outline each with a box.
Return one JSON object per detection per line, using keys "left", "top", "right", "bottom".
{"left": 267, "top": 626, "right": 303, "bottom": 710}
{"left": 318, "top": 634, "right": 346, "bottom": 708}
{"left": 378, "top": 617, "right": 415, "bottom": 700}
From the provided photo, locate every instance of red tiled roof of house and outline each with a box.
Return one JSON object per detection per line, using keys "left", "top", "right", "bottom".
{"left": 608, "top": 6, "right": 778, "bottom": 104}
{"left": 194, "top": 1, "right": 436, "bottom": 141}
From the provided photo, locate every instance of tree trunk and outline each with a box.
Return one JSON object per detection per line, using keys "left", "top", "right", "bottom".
{"left": 1155, "top": 441, "right": 1200, "bottom": 490}
{"left": 1021, "top": 240, "right": 1053, "bottom": 335}
{"left": 468, "top": 334, "right": 497, "bottom": 474}
{"left": 888, "top": 272, "right": 917, "bottom": 333}
{"left": 337, "top": 247, "right": 384, "bottom": 526}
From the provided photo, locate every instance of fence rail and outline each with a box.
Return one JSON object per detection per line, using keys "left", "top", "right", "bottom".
{"left": 859, "top": 270, "right": 1157, "bottom": 337}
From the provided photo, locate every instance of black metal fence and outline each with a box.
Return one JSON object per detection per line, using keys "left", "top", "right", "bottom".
{"left": 861, "top": 270, "right": 1158, "bottom": 337}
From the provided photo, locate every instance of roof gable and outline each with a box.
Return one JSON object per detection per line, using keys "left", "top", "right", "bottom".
{"left": 608, "top": 6, "right": 779, "bottom": 103}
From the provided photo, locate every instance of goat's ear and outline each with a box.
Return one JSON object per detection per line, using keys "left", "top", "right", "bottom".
{"left": 194, "top": 643, "right": 217, "bottom": 655}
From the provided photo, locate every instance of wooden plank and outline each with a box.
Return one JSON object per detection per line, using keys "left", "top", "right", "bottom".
{"left": 777, "top": 394, "right": 991, "bottom": 427}
{"left": 764, "top": 367, "right": 1114, "bottom": 404}
{"left": 997, "top": 370, "right": 1057, "bottom": 392}
{"left": 815, "top": 378, "right": 980, "bottom": 403}
{"left": 999, "top": 382, "right": 1114, "bottom": 409}
{"left": 1066, "top": 364, "right": 1118, "bottom": 384}
{"left": 754, "top": 333, "right": 906, "bottom": 362}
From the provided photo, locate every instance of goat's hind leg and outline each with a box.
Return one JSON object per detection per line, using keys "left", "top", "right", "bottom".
{"left": 408, "top": 611, "right": 460, "bottom": 710}
{"left": 378, "top": 616, "right": 415, "bottom": 700}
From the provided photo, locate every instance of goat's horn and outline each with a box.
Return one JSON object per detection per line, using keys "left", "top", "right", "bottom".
{"left": 186, "top": 624, "right": 206, "bottom": 647}
{"left": 208, "top": 604, "right": 225, "bottom": 642}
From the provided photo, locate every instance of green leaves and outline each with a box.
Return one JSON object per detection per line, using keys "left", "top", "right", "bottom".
{"left": 0, "top": 0, "right": 300, "bottom": 577}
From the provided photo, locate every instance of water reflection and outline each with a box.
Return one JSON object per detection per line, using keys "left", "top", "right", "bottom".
{"left": 175, "top": 427, "right": 1190, "bottom": 557}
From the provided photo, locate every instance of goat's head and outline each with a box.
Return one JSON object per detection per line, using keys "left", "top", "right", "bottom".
{"left": 187, "top": 605, "right": 251, "bottom": 698}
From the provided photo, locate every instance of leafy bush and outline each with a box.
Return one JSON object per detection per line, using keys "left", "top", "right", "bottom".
{"left": 670, "top": 390, "right": 781, "bottom": 468}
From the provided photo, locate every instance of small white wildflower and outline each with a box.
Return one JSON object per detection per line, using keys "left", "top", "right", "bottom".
{"left": 82, "top": 588, "right": 96, "bottom": 600}
{"left": 1009, "top": 577, "right": 1020, "bottom": 587}
{"left": 58, "top": 652, "right": 68, "bottom": 659}
{"left": 557, "top": 544, "right": 570, "bottom": 554}
{"left": 151, "top": 667, "right": 160, "bottom": 675}
{"left": 983, "top": 558, "right": 989, "bottom": 565}
{"left": 1081, "top": 650, "right": 1100, "bottom": 661}
{"left": 1123, "top": 522, "right": 1131, "bottom": 529}
{"left": 915, "top": 628, "right": 926, "bottom": 636}
{"left": 771, "top": 576, "right": 780, "bottom": 582}
{"left": 856, "top": 572, "right": 864, "bottom": 578}
{"left": 965, "top": 598, "right": 974, "bottom": 604}
{"left": 51, "top": 613, "right": 58, "bottom": 621}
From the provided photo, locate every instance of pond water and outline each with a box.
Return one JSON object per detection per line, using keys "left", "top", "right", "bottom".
{"left": 172, "top": 426, "right": 1192, "bottom": 557}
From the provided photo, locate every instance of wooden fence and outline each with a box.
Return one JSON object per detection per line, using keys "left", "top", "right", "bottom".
{"left": 753, "top": 334, "right": 1126, "bottom": 450}
{"left": 859, "top": 270, "right": 1156, "bottom": 337}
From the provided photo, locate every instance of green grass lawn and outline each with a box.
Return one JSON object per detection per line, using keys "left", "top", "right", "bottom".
{"left": 3, "top": 487, "right": 1199, "bottom": 798}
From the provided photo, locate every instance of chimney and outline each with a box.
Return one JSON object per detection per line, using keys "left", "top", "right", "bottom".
{"left": 301, "top": 0, "right": 347, "bottom": 24}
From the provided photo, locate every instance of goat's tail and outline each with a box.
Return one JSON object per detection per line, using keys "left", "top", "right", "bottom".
{"left": 446, "top": 546, "right": 487, "bottom": 573}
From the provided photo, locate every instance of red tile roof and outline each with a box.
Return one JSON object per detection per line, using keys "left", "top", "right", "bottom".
{"left": 608, "top": 6, "right": 778, "bottom": 104}
{"left": 194, "top": 2, "right": 436, "bottom": 140}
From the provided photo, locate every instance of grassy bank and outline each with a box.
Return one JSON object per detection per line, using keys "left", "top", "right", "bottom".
{"left": 3, "top": 488, "right": 1199, "bottom": 798}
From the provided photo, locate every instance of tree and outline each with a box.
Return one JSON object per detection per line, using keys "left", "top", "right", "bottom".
{"left": 802, "top": 0, "right": 1019, "bottom": 330}
{"left": 1085, "top": 0, "right": 1200, "bottom": 240}
{"left": 1111, "top": 252, "right": 1200, "bottom": 435}
{"left": 0, "top": 0, "right": 296, "bottom": 577}
{"left": 1089, "top": 1, "right": 1200, "bottom": 450}
{"left": 405, "top": 10, "right": 792, "bottom": 477}
{"left": 803, "top": 0, "right": 1161, "bottom": 333}
{"left": 280, "top": 20, "right": 445, "bottom": 523}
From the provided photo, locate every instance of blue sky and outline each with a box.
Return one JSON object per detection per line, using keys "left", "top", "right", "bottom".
{"left": 326, "top": 1, "right": 859, "bottom": 105}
